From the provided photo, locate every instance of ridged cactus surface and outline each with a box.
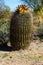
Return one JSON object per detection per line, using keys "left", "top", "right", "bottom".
{"left": 10, "top": 5, "right": 32, "bottom": 50}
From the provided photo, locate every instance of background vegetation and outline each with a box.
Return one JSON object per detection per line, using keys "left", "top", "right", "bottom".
{"left": 0, "top": 0, "right": 43, "bottom": 46}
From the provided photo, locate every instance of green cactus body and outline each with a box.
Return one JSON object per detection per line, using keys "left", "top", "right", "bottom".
{"left": 10, "top": 7, "right": 32, "bottom": 50}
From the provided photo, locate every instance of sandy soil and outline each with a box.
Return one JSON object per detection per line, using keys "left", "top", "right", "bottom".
{"left": 0, "top": 40, "right": 43, "bottom": 65}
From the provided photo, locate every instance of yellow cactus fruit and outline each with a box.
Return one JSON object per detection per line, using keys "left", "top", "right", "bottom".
{"left": 17, "top": 5, "right": 29, "bottom": 13}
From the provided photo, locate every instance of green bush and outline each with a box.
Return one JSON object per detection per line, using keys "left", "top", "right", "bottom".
{"left": 32, "top": 22, "right": 43, "bottom": 40}
{"left": 0, "top": 19, "right": 10, "bottom": 45}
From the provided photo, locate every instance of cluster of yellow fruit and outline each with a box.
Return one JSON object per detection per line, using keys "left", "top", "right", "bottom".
{"left": 17, "top": 5, "right": 29, "bottom": 13}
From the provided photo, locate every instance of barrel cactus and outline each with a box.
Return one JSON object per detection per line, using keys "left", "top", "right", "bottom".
{"left": 10, "top": 5, "right": 32, "bottom": 50}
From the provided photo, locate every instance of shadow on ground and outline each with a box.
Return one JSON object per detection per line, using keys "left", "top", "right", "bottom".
{"left": 0, "top": 44, "right": 12, "bottom": 51}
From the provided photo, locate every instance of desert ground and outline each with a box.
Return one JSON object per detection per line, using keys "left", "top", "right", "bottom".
{"left": 0, "top": 40, "right": 43, "bottom": 65}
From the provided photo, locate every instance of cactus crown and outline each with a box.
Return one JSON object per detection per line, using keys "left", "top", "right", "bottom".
{"left": 16, "top": 5, "right": 29, "bottom": 13}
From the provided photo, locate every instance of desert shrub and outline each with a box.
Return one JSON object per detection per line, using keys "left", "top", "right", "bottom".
{"left": 36, "top": 23, "right": 43, "bottom": 40}
{"left": 32, "top": 22, "right": 43, "bottom": 40}
{"left": 0, "top": 19, "right": 10, "bottom": 45}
